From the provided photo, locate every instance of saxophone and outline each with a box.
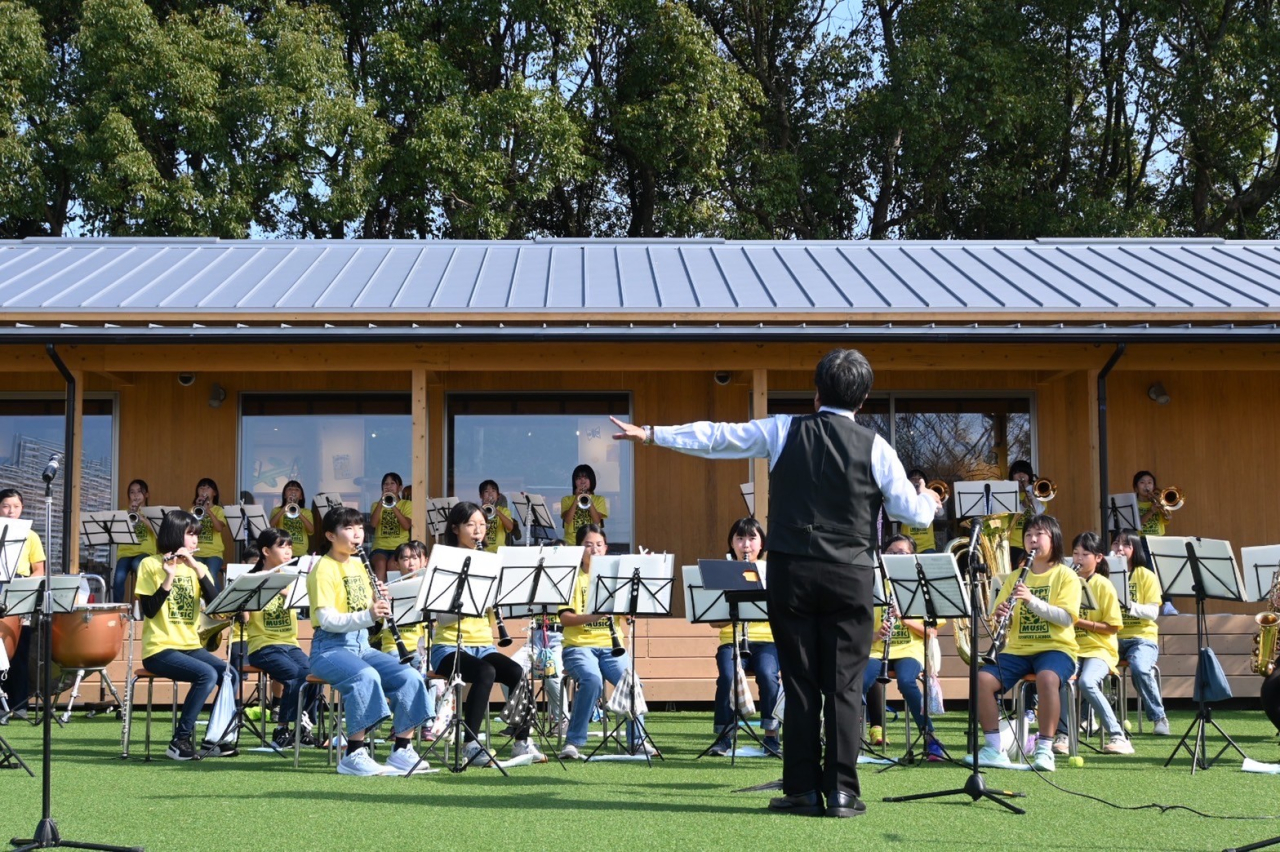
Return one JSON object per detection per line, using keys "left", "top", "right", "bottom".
{"left": 1252, "top": 569, "right": 1280, "bottom": 677}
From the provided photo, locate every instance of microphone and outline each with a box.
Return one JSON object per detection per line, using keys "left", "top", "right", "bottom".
{"left": 42, "top": 452, "right": 62, "bottom": 483}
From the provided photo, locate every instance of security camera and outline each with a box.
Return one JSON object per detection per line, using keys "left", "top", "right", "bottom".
{"left": 178, "top": 373, "right": 196, "bottom": 387}
{"left": 713, "top": 371, "right": 732, "bottom": 386}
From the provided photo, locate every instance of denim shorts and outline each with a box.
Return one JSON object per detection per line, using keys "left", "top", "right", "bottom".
{"left": 982, "top": 650, "right": 1075, "bottom": 692}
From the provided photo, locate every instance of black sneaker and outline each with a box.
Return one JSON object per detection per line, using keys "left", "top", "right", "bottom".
{"left": 200, "top": 741, "right": 240, "bottom": 758}
{"left": 271, "top": 726, "right": 295, "bottom": 749}
{"left": 300, "top": 729, "right": 317, "bottom": 748}
{"left": 166, "top": 738, "right": 200, "bottom": 761}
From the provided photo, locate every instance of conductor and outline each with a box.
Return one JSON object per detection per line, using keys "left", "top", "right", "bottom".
{"left": 612, "top": 349, "right": 939, "bottom": 817}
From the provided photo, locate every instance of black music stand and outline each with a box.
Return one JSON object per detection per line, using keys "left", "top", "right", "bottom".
{"left": 1145, "top": 535, "right": 1248, "bottom": 772}
{"left": 422, "top": 498, "right": 459, "bottom": 542}
{"left": 584, "top": 553, "right": 673, "bottom": 765}
{"left": 512, "top": 493, "right": 558, "bottom": 545}
{"left": 0, "top": 571, "right": 43, "bottom": 774}
{"left": 422, "top": 545, "right": 508, "bottom": 776}
{"left": 877, "top": 551, "right": 969, "bottom": 771}
{"left": 1104, "top": 493, "right": 1140, "bottom": 543}
{"left": 312, "top": 494, "right": 347, "bottom": 522}
{"left": 686, "top": 560, "right": 773, "bottom": 764}
{"left": 222, "top": 505, "right": 269, "bottom": 563}
{"left": 3, "top": 575, "right": 79, "bottom": 730}
{"left": 79, "top": 513, "right": 138, "bottom": 605}
{"left": 953, "top": 481, "right": 1020, "bottom": 520}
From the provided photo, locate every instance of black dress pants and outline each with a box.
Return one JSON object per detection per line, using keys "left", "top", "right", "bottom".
{"left": 767, "top": 553, "right": 873, "bottom": 798}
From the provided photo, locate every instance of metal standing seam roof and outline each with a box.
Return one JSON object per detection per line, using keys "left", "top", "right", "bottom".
{"left": 3, "top": 237, "right": 1280, "bottom": 335}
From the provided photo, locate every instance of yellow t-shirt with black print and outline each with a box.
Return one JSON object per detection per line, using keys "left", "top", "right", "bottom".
{"left": 1138, "top": 501, "right": 1167, "bottom": 536}
{"left": 560, "top": 494, "right": 607, "bottom": 545}
{"left": 870, "top": 580, "right": 945, "bottom": 662}
{"left": 990, "top": 562, "right": 1080, "bottom": 658}
{"left": 14, "top": 530, "right": 47, "bottom": 577}
{"left": 561, "top": 569, "right": 620, "bottom": 649}
{"left": 435, "top": 615, "right": 495, "bottom": 648}
{"left": 371, "top": 499, "right": 412, "bottom": 551}
{"left": 116, "top": 511, "right": 157, "bottom": 560}
{"left": 373, "top": 621, "right": 426, "bottom": 655}
{"left": 1075, "top": 573, "right": 1123, "bottom": 669}
{"left": 136, "top": 556, "right": 203, "bottom": 658}
{"left": 718, "top": 620, "right": 774, "bottom": 645}
{"left": 308, "top": 554, "right": 372, "bottom": 628}
{"left": 1119, "top": 565, "right": 1161, "bottom": 642}
{"left": 245, "top": 590, "right": 299, "bottom": 655}
{"left": 483, "top": 505, "right": 513, "bottom": 553}
{"left": 905, "top": 523, "right": 936, "bottom": 553}
{"left": 279, "top": 508, "right": 314, "bottom": 555}
{"left": 194, "top": 505, "right": 227, "bottom": 559}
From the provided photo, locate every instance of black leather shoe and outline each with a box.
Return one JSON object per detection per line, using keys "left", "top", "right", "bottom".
{"left": 825, "top": 790, "right": 866, "bottom": 818}
{"left": 767, "top": 790, "right": 823, "bottom": 816}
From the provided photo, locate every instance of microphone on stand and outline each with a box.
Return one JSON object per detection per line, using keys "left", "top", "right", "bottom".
{"left": 42, "top": 452, "right": 62, "bottom": 483}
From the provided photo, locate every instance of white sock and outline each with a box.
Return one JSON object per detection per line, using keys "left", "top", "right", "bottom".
{"left": 984, "top": 731, "right": 1001, "bottom": 751}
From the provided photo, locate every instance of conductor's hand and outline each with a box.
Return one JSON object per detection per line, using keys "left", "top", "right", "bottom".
{"left": 610, "top": 416, "right": 646, "bottom": 443}
{"left": 918, "top": 478, "right": 943, "bottom": 508}
{"left": 1011, "top": 582, "right": 1033, "bottom": 603}
{"left": 372, "top": 599, "right": 392, "bottom": 620}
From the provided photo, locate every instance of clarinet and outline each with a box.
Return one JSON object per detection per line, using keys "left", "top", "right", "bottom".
{"left": 980, "top": 548, "right": 1037, "bottom": 666}
{"left": 875, "top": 556, "right": 899, "bottom": 685}
{"left": 607, "top": 616, "right": 626, "bottom": 658}
{"left": 493, "top": 608, "right": 514, "bottom": 647}
{"left": 358, "top": 545, "right": 414, "bottom": 665}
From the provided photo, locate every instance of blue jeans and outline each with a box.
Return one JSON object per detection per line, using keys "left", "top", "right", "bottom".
{"left": 247, "top": 644, "right": 317, "bottom": 725}
{"left": 563, "top": 646, "right": 642, "bottom": 748}
{"left": 714, "top": 642, "right": 781, "bottom": 732}
{"left": 1118, "top": 637, "right": 1165, "bottom": 721}
{"left": 310, "top": 628, "right": 429, "bottom": 737}
{"left": 143, "top": 648, "right": 235, "bottom": 741}
{"left": 112, "top": 554, "right": 147, "bottom": 603}
{"left": 1058, "top": 656, "right": 1123, "bottom": 738}
{"left": 861, "top": 655, "right": 931, "bottom": 733}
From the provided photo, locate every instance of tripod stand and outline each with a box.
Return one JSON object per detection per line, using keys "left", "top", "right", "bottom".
{"left": 694, "top": 599, "right": 769, "bottom": 764}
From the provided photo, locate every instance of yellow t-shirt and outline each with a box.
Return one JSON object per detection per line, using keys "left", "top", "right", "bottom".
{"left": 560, "top": 494, "right": 608, "bottom": 545}
{"left": 718, "top": 620, "right": 774, "bottom": 645}
{"left": 434, "top": 615, "right": 495, "bottom": 648}
{"left": 869, "top": 580, "right": 944, "bottom": 662}
{"left": 1009, "top": 513, "right": 1029, "bottom": 550}
{"left": 307, "top": 554, "right": 372, "bottom": 628}
{"left": 1118, "top": 565, "right": 1161, "bottom": 642}
{"left": 561, "top": 569, "right": 620, "bottom": 649}
{"left": 905, "top": 523, "right": 936, "bottom": 553}
{"left": 1075, "top": 573, "right": 1123, "bottom": 669}
{"left": 373, "top": 621, "right": 425, "bottom": 655}
{"left": 990, "top": 562, "right": 1080, "bottom": 658}
{"left": 245, "top": 589, "right": 299, "bottom": 655}
{"left": 1138, "top": 501, "right": 1167, "bottom": 536}
{"left": 14, "top": 530, "right": 47, "bottom": 577}
{"left": 277, "top": 508, "right": 314, "bottom": 555}
{"left": 136, "top": 556, "right": 204, "bottom": 658}
{"left": 116, "top": 511, "right": 157, "bottom": 560}
{"left": 372, "top": 499, "right": 412, "bottom": 551}
{"left": 482, "top": 505, "right": 513, "bottom": 553}
{"left": 194, "top": 505, "right": 227, "bottom": 558}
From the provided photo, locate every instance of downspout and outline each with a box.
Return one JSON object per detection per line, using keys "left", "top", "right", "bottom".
{"left": 1097, "top": 343, "right": 1126, "bottom": 536}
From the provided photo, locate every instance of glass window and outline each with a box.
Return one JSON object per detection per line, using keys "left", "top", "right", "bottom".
{"left": 0, "top": 398, "right": 115, "bottom": 574}
{"left": 239, "top": 394, "right": 412, "bottom": 523}
{"left": 448, "top": 394, "right": 633, "bottom": 552}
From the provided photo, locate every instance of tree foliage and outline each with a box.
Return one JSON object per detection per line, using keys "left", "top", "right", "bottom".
{"left": 0, "top": 0, "right": 1277, "bottom": 239}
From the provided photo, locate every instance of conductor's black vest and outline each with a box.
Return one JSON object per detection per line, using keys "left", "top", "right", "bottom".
{"left": 767, "top": 411, "right": 881, "bottom": 568}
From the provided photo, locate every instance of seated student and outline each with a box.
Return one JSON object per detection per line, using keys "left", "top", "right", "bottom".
{"left": 428, "top": 502, "right": 545, "bottom": 765}
{"left": 268, "top": 480, "right": 315, "bottom": 556}
{"left": 1133, "top": 469, "right": 1179, "bottom": 616}
{"left": 135, "top": 510, "right": 239, "bottom": 761}
{"left": 307, "top": 507, "right": 430, "bottom": 776}
{"left": 560, "top": 464, "right": 607, "bottom": 546}
{"left": 369, "top": 472, "right": 412, "bottom": 582}
{"left": 557, "top": 524, "right": 654, "bottom": 760}
{"left": 708, "top": 517, "right": 781, "bottom": 757}
{"left": 238, "top": 527, "right": 319, "bottom": 749}
{"left": 479, "top": 480, "right": 517, "bottom": 553}
{"left": 0, "top": 488, "right": 47, "bottom": 721}
{"left": 862, "top": 534, "right": 946, "bottom": 761}
{"left": 1111, "top": 529, "right": 1170, "bottom": 735}
{"left": 113, "top": 479, "right": 157, "bottom": 603}
{"left": 966, "top": 514, "right": 1080, "bottom": 772}
{"left": 190, "top": 478, "right": 230, "bottom": 590}
{"left": 1054, "top": 531, "right": 1131, "bottom": 755}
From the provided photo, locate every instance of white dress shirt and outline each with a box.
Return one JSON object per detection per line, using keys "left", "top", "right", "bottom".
{"left": 653, "top": 406, "right": 936, "bottom": 528}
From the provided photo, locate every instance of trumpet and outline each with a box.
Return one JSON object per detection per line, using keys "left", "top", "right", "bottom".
{"left": 127, "top": 511, "right": 141, "bottom": 526}
{"left": 284, "top": 502, "right": 301, "bottom": 520}
{"left": 576, "top": 493, "right": 593, "bottom": 511}
{"left": 191, "top": 505, "right": 206, "bottom": 521}
{"left": 925, "top": 480, "right": 950, "bottom": 503}
{"left": 1157, "top": 486, "right": 1186, "bottom": 512}
{"left": 481, "top": 503, "right": 497, "bottom": 520}
{"left": 1032, "top": 477, "right": 1057, "bottom": 501}
{"left": 493, "top": 607, "right": 514, "bottom": 648}
{"left": 380, "top": 493, "right": 399, "bottom": 510}
{"left": 980, "top": 548, "right": 1036, "bottom": 666}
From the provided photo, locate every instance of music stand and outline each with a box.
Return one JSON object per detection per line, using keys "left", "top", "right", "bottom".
{"left": 686, "top": 560, "right": 772, "bottom": 764}
{"left": 1240, "top": 546, "right": 1280, "bottom": 610}
{"left": 953, "top": 481, "right": 1020, "bottom": 519}
{"left": 584, "top": 553, "right": 673, "bottom": 765}
{"left": 1145, "top": 535, "right": 1248, "bottom": 772}
{"left": 0, "top": 579, "right": 77, "bottom": 772}
{"left": 423, "top": 498, "right": 459, "bottom": 541}
{"left": 421, "top": 545, "right": 508, "bottom": 776}
{"left": 312, "top": 494, "right": 349, "bottom": 521}
{"left": 139, "top": 507, "right": 180, "bottom": 530}
{"left": 78, "top": 512, "right": 137, "bottom": 550}
{"left": 511, "top": 493, "right": 558, "bottom": 545}
{"left": 222, "top": 505, "right": 270, "bottom": 559}
{"left": 1105, "top": 556, "right": 1131, "bottom": 611}
{"left": 1104, "top": 493, "right": 1140, "bottom": 542}
{"left": 202, "top": 571, "right": 297, "bottom": 757}
{"left": 0, "top": 519, "right": 33, "bottom": 584}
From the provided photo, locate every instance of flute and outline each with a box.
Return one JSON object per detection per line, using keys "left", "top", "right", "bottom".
{"left": 359, "top": 545, "right": 414, "bottom": 665}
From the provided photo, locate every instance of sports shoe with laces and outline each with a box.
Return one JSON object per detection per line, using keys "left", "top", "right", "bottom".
{"left": 165, "top": 738, "right": 199, "bottom": 761}
{"left": 964, "top": 745, "right": 1013, "bottom": 769}
{"left": 1102, "top": 734, "right": 1135, "bottom": 755}
{"left": 462, "top": 741, "right": 495, "bottom": 767}
{"left": 924, "top": 737, "right": 945, "bottom": 762}
{"left": 558, "top": 743, "right": 584, "bottom": 761}
{"left": 337, "top": 746, "right": 395, "bottom": 776}
{"left": 867, "top": 725, "right": 885, "bottom": 746}
{"left": 630, "top": 741, "right": 660, "bottom": 757}
{"left": 271, "top": 725, "right": 294, "bottom": 749}
{"left": 1032, "top": 740, "right": 1056, "bottom": 772}
{"left": 512, "top": 739, "right": 548, "bottom": 763}
{"left": 1153, "top": 717, "right": 1171, "bottom": 736}
{"left": 200, "top": 741, "right": 239, "bottom": 758}
{"left": 1052, "top": 733, "right": 1070, "bottom": 755}
{"left": 762, "top": 734, "right": 782, "bottom": 756}
{"left": 385, "top": 745, "right": 430, "bottom": 775}
{"left": 709, "top": 734, "right": 732, "bottom": 757}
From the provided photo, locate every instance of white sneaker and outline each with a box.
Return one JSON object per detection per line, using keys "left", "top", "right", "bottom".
{"left": 512, "top": 739, "right": 548, "bottom": 763}
{"left": 964, "top": 745, "right": 1014, "bottom": 769}
{"left": 462, "top": 741, "right": 495, "bottom": 767}
{"left": 1032, "top": 741, "right": 1056, "bottom": 772}
{"left": 384, "top": 746, "right": 431, "bottom": 775}
{"left": 630, "top": 741, "right": 659, "bottom": 757}
{"left": 1102, "top": 735, "right": 1135, "bottom": 755}
{"left": 337, "top": 746, "right": 396, "bottom": 776}
{"left": 1052, "top": 734, "right": 1070, "bottom": 755}
{"left": 558, "top": 743, "right": 584, "bottom": 761}
{"left": 1153, "top": 717, "right": 1171, "bottom": 736}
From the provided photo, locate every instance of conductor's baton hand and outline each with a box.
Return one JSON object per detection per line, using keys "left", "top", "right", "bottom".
{"left": 610, "top": 416, "right": 646, "bottom": 443}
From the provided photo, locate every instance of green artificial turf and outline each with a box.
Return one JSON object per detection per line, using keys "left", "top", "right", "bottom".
{"left": 1, "top": 708, "right": 1278, "bottom": 851}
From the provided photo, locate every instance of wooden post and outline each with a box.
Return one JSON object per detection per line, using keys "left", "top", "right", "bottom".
{"left": 412, "top": 368, "right": 428, "bottom": 543}
{"left": 751, "top": 368, "right": 769, "bottom": 531}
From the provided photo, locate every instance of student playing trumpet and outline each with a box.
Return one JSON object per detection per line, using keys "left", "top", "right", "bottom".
{"left": 1134, "top": 470, "right": 1172, "bottom": 536}
{"left": 113, "top": 479, "right": 156, "bottom": 603}
{"left": 479, "top": 479, "right": 515, "bottom": 553}
{"left": 370, "top": 472, "right": 411, "bottom": 583}
{"left": 191, "top": 478, "right": 229, "bottom": 590}
{"left": 269, "top": 480, "right": 315, "bottom": 555}
{"left": 560, "top": 464, "right": 607, "bottom": 547}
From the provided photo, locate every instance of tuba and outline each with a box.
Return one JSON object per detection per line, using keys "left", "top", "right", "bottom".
{"left": 1253, "top": 569, "right": 1280, "bottom": 677}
